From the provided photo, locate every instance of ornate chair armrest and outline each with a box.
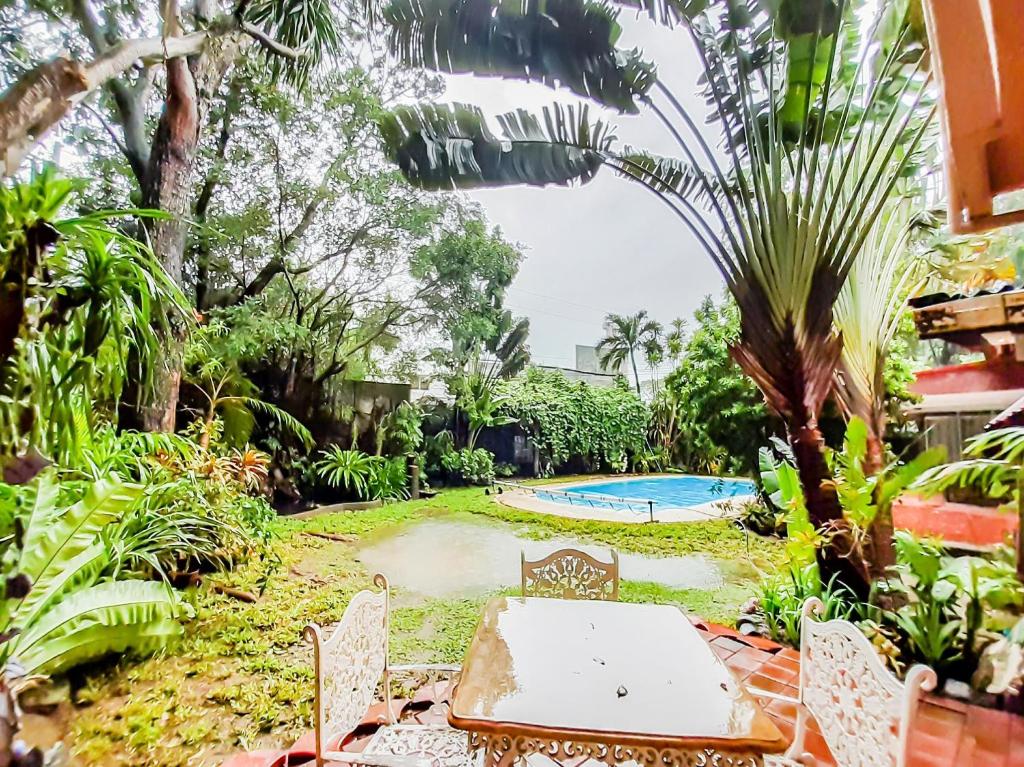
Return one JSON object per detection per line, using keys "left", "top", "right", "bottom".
{"left": 766, "top": 755, "right": 817, "bottom": 766}
{"left": 323, "top": 750, "right": 433, "bottom": 767}
{"left": 388, "top": 664, "right": 461, "bottom": 675}
{"left": 746, "top": 685, "right": 800, "bottom": 705}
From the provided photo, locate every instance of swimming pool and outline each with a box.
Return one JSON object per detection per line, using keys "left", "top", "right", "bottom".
{"left": 536, "top": 475, "right": 756, "bottom": 512}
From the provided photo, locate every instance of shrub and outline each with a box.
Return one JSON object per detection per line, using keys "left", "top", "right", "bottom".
{"left": 499, "top": 368, "right": 647, "bottom": 475}
{"left": 314, "top": 448, "right": 409, "bottom": 501}
{"left": 872, "top": 533, "right": 1023, "bottom": 678}
{"left": 314, "top": 447, "right": 374, "bottom": 497}
{"left": 738, "top": 498, "right": 785, "bottom": 537}
{"left": 441, "top": 448, "right": 495, "bottom": 486}
{"left": 758, "top": 565, "right": 857, "bottom": 646}
{"left": 366, "top": 457, "right": 410, "bottom": 501}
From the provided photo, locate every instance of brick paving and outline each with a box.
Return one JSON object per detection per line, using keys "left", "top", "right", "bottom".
{"left": 220, "top": 620, "right": 1024, "bottom": 767}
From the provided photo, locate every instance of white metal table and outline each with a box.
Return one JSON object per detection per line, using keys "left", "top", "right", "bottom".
{"left": 448, "top": 597, "right": 787, "bottom": 767}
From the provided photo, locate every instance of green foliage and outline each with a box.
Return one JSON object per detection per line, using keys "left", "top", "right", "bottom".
{"left": 440, "top": 448, "right": 495, "bottom": 486}
{"left": 759, "top": 565, "right": 857, "bottom": 647}
{"left": 454, "top": 372, "right": 516, "bottom": 451}
{"left": 0, "top": 473, "right": 191, "bottom": 675}
{"left": 314, "top": 447, "right": 374, "bottom": 497}
{"left": 412, "top": 218, "right": 524, "bottom": 356}
{"left": 383, "top": 402, "right": 424, "bottom": 455}
{"left": 69, "top": 425, "right": 279, "bottom": 571}
{"left": 184, "top": 316, "right": 314, "bottom": 450}
{"left": 423, "top": 429, "right": 456, "bottom": 481}
{"left": 653, "top": 296, "right": 769, "bottom": 476}
{"left": 738, "top": 498, "right": 785, "bottom": 538}
{"left": 758, "top": 444, "right": 819, "bottom": 571}
{"left": 366, "top": 457, "right": 411, "bottom": 501}
{"left": 873, "top": 533, "right": 1023, "bottom": 674}
{"left": 314, "top": 448, "right": 409, "bottom": 500}
{"left": 760, "top": 417, "right": 945, "bottom": 577}
{"left": 499, "top": 368, "right": 648, "bottom": 475}
{"left": 830, "top": 417, "right": 945, "bottom": 532}
{"left": 915, "top": 426, "right": 1024, "bottom": 502}
{"left": 0, "top": 166, "right": 187, "bottom": 462}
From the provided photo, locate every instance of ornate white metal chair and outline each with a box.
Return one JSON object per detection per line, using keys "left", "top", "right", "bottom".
{"left": 750, "top": 597, "right": 938, "bottom": 767}
{"left": 304, "top": 574, "right": 477, "bottom": 767}
{"left": 520, "top": 548, "right": 619, "bottom": 601}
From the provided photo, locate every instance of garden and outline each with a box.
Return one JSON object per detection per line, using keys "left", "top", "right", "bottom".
{"left": 1, "top": 0, "right": 1024, "bottom": 765}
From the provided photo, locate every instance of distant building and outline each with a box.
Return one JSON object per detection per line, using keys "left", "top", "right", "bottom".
{"left": 533, "top": 345, "right": 621, "bottom": 388}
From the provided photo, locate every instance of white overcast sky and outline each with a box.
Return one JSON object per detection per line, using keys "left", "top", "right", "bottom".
{"left": 439, "top": 14, "right": 727, "bottom": 372}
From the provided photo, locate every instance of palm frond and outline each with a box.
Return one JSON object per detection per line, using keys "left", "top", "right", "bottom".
{"left": 238, "top": 398, "right": 314, "bottom": 449}
{"left": 378, "top": 102, "right": 613, "bottom": 189}
{"left": 244, "top": 0, "right": 342, "bottom": 88}
{"left": 833, "top": 194, "right": 928, "bottom": 434}
{"left": 383, "top": 0, "right": 656, "bottom": 113}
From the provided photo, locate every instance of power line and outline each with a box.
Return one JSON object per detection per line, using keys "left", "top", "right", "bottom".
{"left": 505, "top": 302, "right": 603, "bottom": 325}
{"left": 507, "top": 285, "right": 610, "bottom": 315}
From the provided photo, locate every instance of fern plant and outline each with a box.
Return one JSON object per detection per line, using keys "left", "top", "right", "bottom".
{"left": 0, "top": 473, "right": 190, "bottom": 676}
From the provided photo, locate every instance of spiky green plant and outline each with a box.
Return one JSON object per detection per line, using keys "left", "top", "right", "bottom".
{"left": 0, "top": 165, "right": 188, "bottom": 464}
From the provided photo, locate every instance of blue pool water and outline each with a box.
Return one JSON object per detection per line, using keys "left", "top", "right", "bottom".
{"left": 537, "top": 475, "right": 755, "bottom": 512}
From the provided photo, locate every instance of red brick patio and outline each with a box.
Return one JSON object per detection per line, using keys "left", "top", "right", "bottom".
{"left": 220, "top": 618, "right": 1023, "bottom": 767}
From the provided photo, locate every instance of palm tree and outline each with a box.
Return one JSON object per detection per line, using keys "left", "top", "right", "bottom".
{"left": 375, "top": 0, "right": 933, "bottom": 590}
{"left": 596, "top": 311, "right": 662, "bottom": 394}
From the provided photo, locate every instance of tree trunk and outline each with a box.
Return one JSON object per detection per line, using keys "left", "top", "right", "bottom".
{"left": 790, "top": 421, "right": 870, "bottom": 598}
{"left": 0, "top": 35, "right": 213, "bottom": 177}
{"left": 863, "top": 429, "right": 897, "bottom": 582}
{"left": 629, "top": 350, "right": 641, "bottom": 394}
{"left": 121, "top": 35, "right": 244, "bottom": 431}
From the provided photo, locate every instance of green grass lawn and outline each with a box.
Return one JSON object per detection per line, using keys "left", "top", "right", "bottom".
{"left": 66, "top": 487, "right": 782, "bottom": 767}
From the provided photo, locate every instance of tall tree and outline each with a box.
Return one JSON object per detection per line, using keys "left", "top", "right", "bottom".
{"left": 1, "top": 0, "right": 343, "bottom": 430}
{"left": 375, "top": 0, "right": 933, "bottom": 590}
{"left": 596, "top": 310, "right": 662, "bottom": 394}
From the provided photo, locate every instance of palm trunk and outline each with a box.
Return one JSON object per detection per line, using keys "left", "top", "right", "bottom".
{"left": 629, "top": 350, "right": 641, "bottom": 394}
{"left": 790, "top": 421, "right": 870, "bottom": 598}
{"left": 863, "top": 429, "right": 897, "bottom": 581}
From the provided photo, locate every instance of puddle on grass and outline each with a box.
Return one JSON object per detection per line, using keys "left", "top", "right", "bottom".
{"left": 355, "top": 516, "right": 754, "bottom": 599}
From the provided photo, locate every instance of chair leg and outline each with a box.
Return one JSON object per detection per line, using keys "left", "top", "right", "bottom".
{"left": 783, "top": 705, "right": 810, "bottom": 761}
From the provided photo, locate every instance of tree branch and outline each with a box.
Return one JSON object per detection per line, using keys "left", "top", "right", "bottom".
{"left": 0, "top": 8, "right": 298, "bottom": 177}
{"left": 240, "top": 21, "right": 306, "bottom": 60}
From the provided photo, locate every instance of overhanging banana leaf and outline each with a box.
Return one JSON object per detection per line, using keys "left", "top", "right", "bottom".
{"left": 11, "top": 580, "right": 188, "bottom": 675}
{"left": 378, "top": 103, "right": 612, "bottom": 189}
{"left": 383, "top": 0, "right": 656, "bottom": 113}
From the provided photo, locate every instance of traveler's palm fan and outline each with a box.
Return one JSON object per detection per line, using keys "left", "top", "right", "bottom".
{"left": 376, "top": 0, "right": 933, "bottom": 588}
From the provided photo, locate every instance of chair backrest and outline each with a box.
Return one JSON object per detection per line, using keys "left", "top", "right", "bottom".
{"left": 797, "top": 597, "right": 937, "bottom": 767}
{"left": 305, "top": 574, "right": 390, "bottom": 765}
{"left": 521, "top": 548, "right": 619, "bottom": 601}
